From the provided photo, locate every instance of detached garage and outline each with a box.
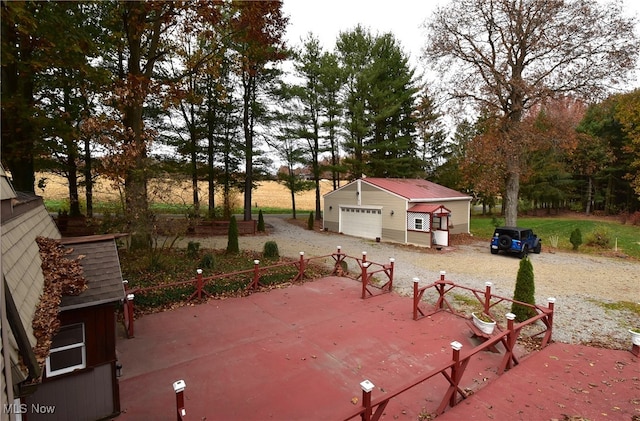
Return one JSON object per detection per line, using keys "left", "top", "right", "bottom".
{"left": 323, "top": 178, "right": 472, "bottom": 248}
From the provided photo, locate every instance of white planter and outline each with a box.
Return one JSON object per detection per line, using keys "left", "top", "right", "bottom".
{"left": 472, "top": 312, "right": 496, "bottom": 335}
{"left": 630, "top": 329, "right": 640, "bottom": 346}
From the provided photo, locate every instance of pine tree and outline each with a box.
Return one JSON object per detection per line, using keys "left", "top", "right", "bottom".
{"left": 307, "top": 211, "right": 314, "bottom": 230}
{"left": 570, "top": 228, "right": 582, "bottom": 250}
{"left": 511, "top": 256, "right": 537, "bottom": 322}
{"left": 226, "top": 216, "right": 239, "bottom": 254}
{"left": 257, "top": 209, "right": 265, "bottom": 232}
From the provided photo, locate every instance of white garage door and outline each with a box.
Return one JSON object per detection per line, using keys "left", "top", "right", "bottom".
{"left": 340, "top": 206, "right": 382, "bottom": 239}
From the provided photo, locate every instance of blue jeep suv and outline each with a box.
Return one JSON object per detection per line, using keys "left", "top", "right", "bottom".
{"left": 490, "top": 227, "right": 541, "bottom": 258}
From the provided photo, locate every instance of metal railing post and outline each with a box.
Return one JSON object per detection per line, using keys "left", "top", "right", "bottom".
{"left": 413, "top": 278, "right": 420, "bottom": 320}
{"left": 360, "top": 380, "right": 375, "bottom": 421}
{"left": 196, "top": 268, "right": 203, "bottom": 300}
{"left": 252, "top": 260, "right": 260, "bottom": 290}
{"left": 484, "top": 282, "right": 492, "bottom": 314}
{"left": 437, "top": 271, "right": 446, "bottom": 309}
{"left": 173, "top": 380, "right": 186, "bottom": 420}
{"left": 361, "top": 262, "right": 369, "bottom": 299}
{"left": 387, "top": 258, "right": 395, "bottom": 289}
{"left": 449, "top": 341, "right": 462, "bottom": 407}
{"left": 126, "top": 293, "right": 135, "bottom": 338}
{"left": 298, "top": 251, "right": 305, "bottom": 281}
{"left": 542, "top": 297, "right": 556, "bottom": 346}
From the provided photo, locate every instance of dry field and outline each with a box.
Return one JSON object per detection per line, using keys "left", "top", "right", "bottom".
{"left": 36, "top": 172, "right": 334, "bottom": 211}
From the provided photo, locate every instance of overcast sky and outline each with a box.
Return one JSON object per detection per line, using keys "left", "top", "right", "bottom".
{"left": 282, "top": 0, "right": 640, "bottom": 88}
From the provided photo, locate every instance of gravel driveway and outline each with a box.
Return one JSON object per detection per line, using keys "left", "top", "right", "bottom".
{"left": 179, "top": 215, "right": 640, "bottom": 350}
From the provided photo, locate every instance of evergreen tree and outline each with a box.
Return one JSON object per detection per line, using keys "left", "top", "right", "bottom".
{"left": 570, "top": 228, "right": 582, "bottom": 250}
{"left": 336, "top": 26, "right": 421, "bottom": 179}
{"left": 257, "top": 209, "right": 265, "bottom": 232}
{"left": 307, "top": 211, "right": 314, "bottom": 230}
{"left": 511, "top": 257, "right": 537, "bottom": 322}
{"left": 226, "top": 215, "right": 239, "bottom": 254}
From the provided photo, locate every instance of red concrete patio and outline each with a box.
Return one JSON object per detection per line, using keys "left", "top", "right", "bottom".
{"left": 114, "top": 276, "right": 639, "bottom": 420}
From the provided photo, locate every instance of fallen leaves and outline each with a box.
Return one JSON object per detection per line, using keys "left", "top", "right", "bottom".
{"left": 31, "top": 237, "right": 88, "bottom": 369}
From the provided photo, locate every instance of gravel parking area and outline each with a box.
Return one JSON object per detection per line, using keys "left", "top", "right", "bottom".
{"left": 178, "top": 215, "right": 640, "bottom": 350}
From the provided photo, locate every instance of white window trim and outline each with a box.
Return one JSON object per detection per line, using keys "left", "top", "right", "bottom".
{"left": 45, "top": 323, "right": 86, "bottom": 377}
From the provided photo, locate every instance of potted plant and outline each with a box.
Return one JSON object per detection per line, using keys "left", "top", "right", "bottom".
{"left": 472, "top": 311, "right": 496, "bottom": 335}
{"left": 629, "top": 327, "right": 640, "bottom": 346}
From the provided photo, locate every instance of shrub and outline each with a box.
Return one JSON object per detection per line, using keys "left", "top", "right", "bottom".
{"left": 257, "top": 209, "right": 266, "bottom": 232}
{"left": 187, "top": 241, "right": 200, "bottom": 258}
{"left": 585, "top": 225, "right": 611, "bottom": 248}
{"left": 263, "top": 241, "right": 280, "bottom": 259}
{"left": 626, "top": 211, "right": 640, "bottom": 226}
{"left": 226, "top": 216, "right": 239, "bottom": 254}
{"left": 491, "top": 216, "right": 504, "bottom": 228}
{"left": 569, "top": 228, "right": 582, "bottom": 251}
{"left": 200, "top": 253, "right": 215, "bottom": 269}
{"left": 307, "top": 211, "right": 314, "bottom": 230}
{"left": 511, "top": 256, "right": 537, "bottom": 322}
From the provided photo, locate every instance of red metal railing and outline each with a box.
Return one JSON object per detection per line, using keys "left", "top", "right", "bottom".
{"left": 341, "top": 272, "right": 556, "bottom": 420}
{"left": 121, "top": 247, "right": 395, "bottom": 337}
{"left": 343, "top": 311, "right": 548, "bottom": 420}
{"left": 412, "top": 271, "right": 555, "bottom": 347}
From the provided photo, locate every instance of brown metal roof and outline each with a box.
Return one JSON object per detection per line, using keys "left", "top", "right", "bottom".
{"left": 59, "top": 236, "right": 125, "bottom": 311}
{"left": 361, "top": 178, "right": 471, "bottom": 201}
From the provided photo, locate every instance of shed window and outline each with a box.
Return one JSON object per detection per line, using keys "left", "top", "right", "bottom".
{"left": 46, "top": 323, "right": 86, "bottom": 377}
{"left": 415, "top": 218, "right": 423, "bottom": 230}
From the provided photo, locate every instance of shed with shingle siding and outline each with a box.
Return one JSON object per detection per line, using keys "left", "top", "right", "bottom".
{"left": 1, "top": 165, "right": 125, "bottom": 419}
{"left": 1, "top": 167, "right": 60, "bottom": 399}
{"left": 25, "top": 235, "right": 125, "bottom": 420}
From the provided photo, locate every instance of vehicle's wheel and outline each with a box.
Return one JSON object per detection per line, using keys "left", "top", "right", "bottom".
{"left": 498, "top": 234, "right": 511, "bottom": 250}
{"left": 534, "top": 243, "right": 541, "bottom": 254}
{"left": 490, "top": 248, "right": 498, "bottom": 254}
{"left": 519, "top": 245, "right": 529, "bottom": 259}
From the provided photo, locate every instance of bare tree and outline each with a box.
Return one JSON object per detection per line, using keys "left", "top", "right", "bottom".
{"left": 423, "top": 0, "right": 638, "bottom": 226}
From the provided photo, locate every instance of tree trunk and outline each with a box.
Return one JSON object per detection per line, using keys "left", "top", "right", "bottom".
{"left": 504, "top": 170, "right": 520, "bottom": 227}
{"left": 84, "top": 136, "right": 93, "bottom": 218}
{"left": 242, "top": 73, "right": 254, "bottom": 222}
{"left": 123, "top": 104, "right": 150, "bottom": 250}
{"left": 585, "top": 176, "right": 592, "bottom": 215}
{"left": 1, "top": 23, "right": 36, "bottom": 193}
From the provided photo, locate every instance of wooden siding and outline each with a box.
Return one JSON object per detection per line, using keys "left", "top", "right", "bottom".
{"left": 360, "top": 183, "right": 406, "bottom": 239}
{"left": 56, "top": 304, "right": 117, "bottom": 369}
{"left": 24, "top": 304, "right": 120, "bottom": 420}
{"left": 438, "top": 200, "right": 470, "bottom": 234}
{"left": 407, "top": 230, "right": 432, "bottom": 247}
{"left": 323, "top": 220, "right": 339, "bottom": 231}
{"left": 322, "top": 183, "right": 358, "bottom": 230}
{"left": 381, "top": 227, "right": 405, "bottom": 244}
{"left": 1, "top": 303, "right": 8, "bottom": 419}
{"left": 26, "top": 363, "right": 116, "bottom": 421}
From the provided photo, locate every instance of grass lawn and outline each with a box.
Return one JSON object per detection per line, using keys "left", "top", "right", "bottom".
{"left": 471, "top": 215, "right": 640, "bottom": 260}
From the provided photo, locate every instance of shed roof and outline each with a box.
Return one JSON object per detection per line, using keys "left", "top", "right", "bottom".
{"left": 407, "top": 204, "right": 451, "bottom": 214}
{"left": 361, "top": 178, "right": 471, "bottom": 201}
{"left": 59, "top": 235, "right": 126, "bottom": 311}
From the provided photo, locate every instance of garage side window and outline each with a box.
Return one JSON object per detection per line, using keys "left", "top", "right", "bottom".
{"left": 407, "top": 212, "right": 430, "bottom": 232}
{"left": 46, "top": 323, "right": 86, "bottom": 377}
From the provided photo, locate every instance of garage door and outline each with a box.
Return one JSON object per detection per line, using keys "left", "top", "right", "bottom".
{"left": 340, "top": 206, "right": 382, "bottom": 239}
